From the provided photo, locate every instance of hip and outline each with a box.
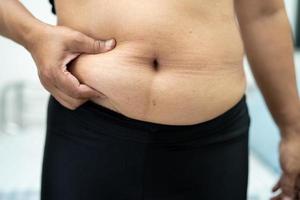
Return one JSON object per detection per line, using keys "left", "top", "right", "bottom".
{"left": 46, "top": 92, "right": 251, "bottom": 145}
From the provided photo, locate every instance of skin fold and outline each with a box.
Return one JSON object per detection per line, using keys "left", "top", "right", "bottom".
{"left": 61, "top": 0, "right": 246, "bottom": 125}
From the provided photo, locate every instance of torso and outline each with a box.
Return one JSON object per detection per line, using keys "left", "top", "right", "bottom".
{"left": 54, "top": 0, "right": 247, "bottom": 125}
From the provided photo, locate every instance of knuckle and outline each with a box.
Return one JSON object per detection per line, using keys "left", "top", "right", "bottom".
{"left": 73, "top": 32, "right": 85, "bottom": 43}
{"left": 68, "top": 105, "right": 77, "bottom": 110}
{"left": 40, "top": 68, "right": 53, "bottom": 81}
{"left": 66, "top": 104, "right": 75, "bottom": 110}
{"left": 39, "top": 76, "right": 52, "bottom": 90}
{"left": 74, "top": 101, "right": 83, "bottom": 108}
{"left": 62, "top": 101, "right": 76, "bottom": 110}
{"left": 93, "top": 40, "right": 103, "bottom": 53}
{"left": 69, "top": 101, "right": 83, "bottom": 110}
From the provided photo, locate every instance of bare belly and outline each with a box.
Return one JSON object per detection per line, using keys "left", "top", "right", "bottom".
{"left": 56, "top": 0, "right": 247, "bottom": 125}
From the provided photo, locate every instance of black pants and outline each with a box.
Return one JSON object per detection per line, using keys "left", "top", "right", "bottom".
{"left": 41, "top": 94, "right": 251, "bottom": 200}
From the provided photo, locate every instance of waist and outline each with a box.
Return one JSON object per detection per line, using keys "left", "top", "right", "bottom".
{"left": 58, "top": 5, "right": 247, "bottom": 124}
{"left": 47, "top": 93, "right": 251, "bottom": 144}
{"left": 67, "top": 38, "right": 247, "bottom": 125}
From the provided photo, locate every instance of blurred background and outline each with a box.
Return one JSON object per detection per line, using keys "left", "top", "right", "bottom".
{"left": 0, "top": 0, "right": 299, "bottom": 199}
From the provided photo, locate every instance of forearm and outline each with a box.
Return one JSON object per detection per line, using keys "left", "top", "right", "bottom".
{"left": 238, "top": 8, "right": 300, "bottom": 130}
{"left": 0, "top": 0, "right": 49, "bottom": 49}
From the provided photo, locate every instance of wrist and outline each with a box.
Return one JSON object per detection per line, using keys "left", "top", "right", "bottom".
{"left": 21, "top": 20, "right": 53, "bottom": 51}
{"left": 274, "top": 99, "right": 300, "bottom": 127}
{"left": 277, "top": 113, "right": 300, "bottom": 139}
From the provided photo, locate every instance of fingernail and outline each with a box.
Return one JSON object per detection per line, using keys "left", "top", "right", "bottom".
{"left": 105, "top": 39, "right": 115, "bottom": 49}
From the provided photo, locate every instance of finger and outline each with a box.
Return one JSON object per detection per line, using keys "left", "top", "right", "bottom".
{"left": 272, "top": 178, "right": 281, "bottom": 192}
{"left": 270, "top": 192, "right": 283, "bottom": 200}
{"left": 280, "top": 172, "right": 298, "bottom": 199}
{"left": 282, "top": 196, "right": 294, "bottom": 200}
{"left": 51, "top": 86, "right": 87, "bottom": 110}
{"left": 46, "top": 84, "right": 74, "bottom": 110}
{"left": 54, "top": 67, "right": 103, "bottom": 99}
{"left": 270, "top": 193, "right": 294, "bottom": 200}
{"left": 38, "top": 64, "right": 101, "bottom": 101}
{"left": 45, "top": 79, "right": 87, "bottom": 110}
{"left": 52, "top": 92, "right": 75, "bottom": 110}
{"left": 68, "top": 32, "right": 116, "bottom": 54}
{"left": 296, "top": 176, "right": 300, "bottom": 190}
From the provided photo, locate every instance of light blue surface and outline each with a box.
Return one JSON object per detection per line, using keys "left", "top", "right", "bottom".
{"left": 248, "top": 91, "right": 281, "bottom": 174}
{"left": 0, "top": 190, "right": 38, "bottom": 200}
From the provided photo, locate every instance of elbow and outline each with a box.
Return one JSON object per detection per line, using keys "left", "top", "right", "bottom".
{"left": 257, "top": 5, "right": 286, "bottom": 18}
{"left": 235, "top": 1, "right": 286, "bottom": 23}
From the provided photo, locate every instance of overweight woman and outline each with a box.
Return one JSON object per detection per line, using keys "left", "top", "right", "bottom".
{"left": 1, "top": 0, "right": 300, "bottom": 200}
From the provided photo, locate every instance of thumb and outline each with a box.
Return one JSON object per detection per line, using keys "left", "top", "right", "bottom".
{"left": 92, "top": 38, "right": 116, "bottom": 53}
{"left": 70, "top": 33, "right": 116, "bottom": 54}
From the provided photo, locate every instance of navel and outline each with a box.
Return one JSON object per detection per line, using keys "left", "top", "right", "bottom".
{"left": 152, "top": 58, "right": 159, "bottom": 72}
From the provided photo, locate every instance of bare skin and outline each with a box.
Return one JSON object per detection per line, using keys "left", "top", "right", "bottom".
{"left": 1, "top": 0, "right": 300, "bottom": 199}
{"left": 58, "top": 0, "right": 246, "bottom": 125}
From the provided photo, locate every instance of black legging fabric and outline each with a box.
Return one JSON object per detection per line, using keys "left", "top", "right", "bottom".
{"left": 41, "top": 94, "right": 251, "bottom": 200}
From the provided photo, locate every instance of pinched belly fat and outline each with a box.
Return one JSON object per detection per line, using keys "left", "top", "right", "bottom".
{"left": 68, "top": 40, "right": 247, "bottom": 125}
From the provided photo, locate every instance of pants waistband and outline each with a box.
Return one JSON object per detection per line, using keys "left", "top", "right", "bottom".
{"left": 61, "top": 94, "right": 250, "bottom": 143}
